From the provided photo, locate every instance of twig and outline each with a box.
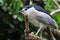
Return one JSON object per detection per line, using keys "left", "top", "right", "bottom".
{"left": 50, "top": 9, "right": 60, "bottom": 15}
{"left": 50, "top": 0, "right": 60, "bottom": 15}
{"left": 53, "top": 0, "right": 60, "bottom": 9}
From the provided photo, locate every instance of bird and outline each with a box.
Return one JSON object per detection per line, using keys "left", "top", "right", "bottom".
{"left": 19, "top": 4, "right": 58, "bottom": 37}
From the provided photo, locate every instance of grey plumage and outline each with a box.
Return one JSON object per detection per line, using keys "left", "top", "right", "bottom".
{"left": 35, "top": 11, "right": 58, "bottom": 29}
{"left": 19, "top": 4, "right": 58, "bottom": 37}
{"left": 20, "top": 4, "right": 58, "bottom": 29}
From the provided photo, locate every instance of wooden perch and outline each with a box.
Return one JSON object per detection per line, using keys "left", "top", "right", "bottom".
{"left": 28, "top": 33, "right": 43, "bottom": 40}
{"left": 24, "top": 13, "right": 30, "bottom": 39}
{"left": 24, "top": 13, "right": 43, "bottom": 40}
{"left": 43, "top": 29, "right": 60, "bottom": 40}
{"left": 52, "top": 29, "right": 60, "bottom": 40}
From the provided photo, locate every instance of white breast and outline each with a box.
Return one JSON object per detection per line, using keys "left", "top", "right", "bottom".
{"left": 29, "top": 18, "right": 40, "bottom": 27}
{"left": 26, "top": 7, "right": 40, "bottom": 27}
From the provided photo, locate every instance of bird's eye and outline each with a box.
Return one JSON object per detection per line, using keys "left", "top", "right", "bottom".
{"left": 25, "top": 8, "right": 27, "bottom": 10}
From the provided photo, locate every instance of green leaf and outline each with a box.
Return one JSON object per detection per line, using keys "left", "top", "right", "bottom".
{"left": 17, "top": 14, "right": 25, "bottom": 22}
{"left": 0, "top": 0, "right": 4, "bottom": 6}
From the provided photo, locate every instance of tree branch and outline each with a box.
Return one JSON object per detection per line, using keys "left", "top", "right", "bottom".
{"left": 50, "top": 9, "right": 60, "bottom": 15}
{"left": 53, "top": 0, "right": 60, "bottom": 9}
{"left": 43, "top": 29, "right": 60, "bottom": 40}
{"left": 50, "top": 0, "right": 60, "bottom": 15}
{"left": 52, "top": 29, "right": 60, "bottom": 40}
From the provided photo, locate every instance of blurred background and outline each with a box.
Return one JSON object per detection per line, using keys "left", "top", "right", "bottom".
{"left": 0, "top": 0, "right": 60, "bottom": 40}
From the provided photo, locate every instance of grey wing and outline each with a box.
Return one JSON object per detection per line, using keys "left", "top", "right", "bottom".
{"left": 35, "top": 12, "right": 58, "bottom": 29}
{"left": 52, "top": 19, "right": 58, "bottom": 29}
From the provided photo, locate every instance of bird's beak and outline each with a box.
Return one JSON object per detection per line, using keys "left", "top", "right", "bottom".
{"left": 18, "top": 10, "right": 25, "bottom": 14}
{"left": 18, "top": 10, "right": 23, "bottom": 13}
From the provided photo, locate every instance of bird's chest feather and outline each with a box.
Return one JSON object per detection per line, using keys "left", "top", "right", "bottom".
{"left": 26, "top": 7, "right": 40, "bottom": 27}
{"left": 28, "top": 16, "right": 40, "bottom": 27}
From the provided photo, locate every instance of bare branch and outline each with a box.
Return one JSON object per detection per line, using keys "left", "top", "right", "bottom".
{"left": 44, "top": 29, "right": 60, "bottom": 40}
{"left": 28, "top": 33, "right": 43, "bottom": 40}
{"left": 53, "top": 0, "right": 60, "bottom": 8}
{"left": 52, "top": 29, "right": 60, "bottom": 40}
{"left": 50, "top": 9, "right": 60, "bottom": 15}
{"left": 24, "top": 13, "right": 30, "bottom": 40}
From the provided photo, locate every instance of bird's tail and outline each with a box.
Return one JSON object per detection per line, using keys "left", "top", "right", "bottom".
{"left": 52, "top": 19, "right": 58, "bottom": 29}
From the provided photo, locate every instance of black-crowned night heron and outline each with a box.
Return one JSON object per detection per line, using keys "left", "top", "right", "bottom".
{"left": 19, "top": 4, "right": 58, "bottom": 37}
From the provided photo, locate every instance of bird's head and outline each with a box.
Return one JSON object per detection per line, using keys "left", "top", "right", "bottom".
{"left": 18, "top": 4, "right": 37, "bottom": 15}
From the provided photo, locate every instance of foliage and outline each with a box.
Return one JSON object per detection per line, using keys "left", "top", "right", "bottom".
{"left": 0, "top": 0, "right": 25, "bottom": 40}
{"left": 0, "top": 0, "right": 60, "bottom": 40}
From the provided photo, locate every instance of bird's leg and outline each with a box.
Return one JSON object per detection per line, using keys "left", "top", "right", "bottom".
{"left": 47, "top": 27, "right": 56, "bottom": 40}
{"left": 40, "top": 28, "right": 44, "bottom": 38}
{"left": 35, "top": 23, "right": 44, "bottom": 37}
{"left": 49, "top": 28, "right": 56, "bottom": 40}
{"left": 35, "top": 25, "right": 42, "bottom": 36}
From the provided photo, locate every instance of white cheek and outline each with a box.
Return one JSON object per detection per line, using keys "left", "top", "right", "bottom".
{"left": 26, "top": 8, "right": 34, "bottom": 15}
{"left": 26, "top": 10, "right": 32, "bottom": 14}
